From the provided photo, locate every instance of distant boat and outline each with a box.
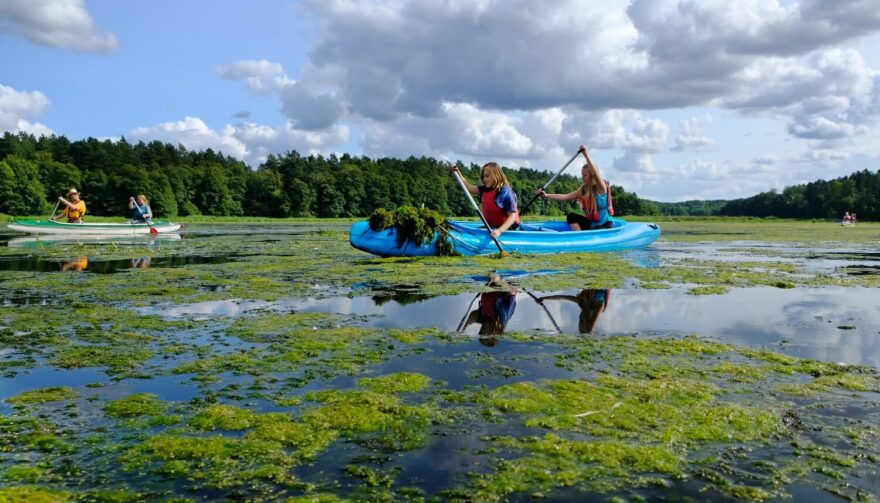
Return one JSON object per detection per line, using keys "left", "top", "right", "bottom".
{"left": 350, "top": 218, "right": 661, "bottom": 257}
{"left": 7, "top": 219, "right": 181, "bottom": 235}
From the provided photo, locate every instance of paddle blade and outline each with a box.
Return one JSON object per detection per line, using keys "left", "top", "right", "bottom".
{"left": 149, "top": 226, "right": 158, "bottom": 235}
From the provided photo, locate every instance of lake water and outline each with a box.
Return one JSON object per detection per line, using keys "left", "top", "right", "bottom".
{"left": 1, "top": 221, "right": 878, "bottom": 501}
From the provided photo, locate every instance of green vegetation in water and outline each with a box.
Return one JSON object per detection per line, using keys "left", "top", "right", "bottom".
{"left": 103, "top": 393, "right": 168, "bottom": 418}
{"left": 2, "top": 221, "right": 880, "bottom": 501}
{"left": 2, "top": 221, "right": 878, "bottom": 310}
{"left": 6, "top": 387, "right": 78, "bottom": 406}
{"left": 357, "top": 372, "right": 432, "bottom": 394}
{"left": 2, "top": 326, "right": 878, "bottom": 501}
{"left": 368, "top": 205, "right": 457, "bottom": 255}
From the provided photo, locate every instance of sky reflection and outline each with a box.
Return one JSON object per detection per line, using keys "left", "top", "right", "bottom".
{"left": 148, "top": 286, "right": 880, "bottom": 368}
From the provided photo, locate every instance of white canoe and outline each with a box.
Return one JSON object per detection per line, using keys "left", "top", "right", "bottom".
{"left": 7, "top": 219, "right": 181, "bottom": 235}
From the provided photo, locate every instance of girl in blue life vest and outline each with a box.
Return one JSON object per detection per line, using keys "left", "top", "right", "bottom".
{"left": 128, "top": 194, "right": 153, "bottom": 222}
{"left": 450, "top": 162, "right": 520, "bottom": 239}
{"left": 537, "top": 145, "right": 614, "bottom": 230}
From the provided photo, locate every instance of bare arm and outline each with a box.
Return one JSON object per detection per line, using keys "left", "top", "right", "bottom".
{"left": 449, "top": 165, "right": 479, "bottom": 196}
{"left": 580, "top": 146, "right": 607, "bottom": 194}
{"left": 536, "top": 188, "right": 580, "bottom": 202}
{"left": 491, "top": 212, "right": 519, "bottom": 239}
{"left": 537, "top": 294, "right": 579, "bottom": 304}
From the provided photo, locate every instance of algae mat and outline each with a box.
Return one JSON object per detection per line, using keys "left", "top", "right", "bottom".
{"left": 0, "top": 221, "right": 878, "bottom": 501}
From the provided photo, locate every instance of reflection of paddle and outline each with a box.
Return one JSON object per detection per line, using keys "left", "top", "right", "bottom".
{"left": 451, "top": 169, "right": 508, "bottom": 256}
{"left": 519, "top": 149, "right": 581, "bottom": 215}
{"left": 133, "top": 201, "right": 159, "bottom": 235}
{"left": 525, "top": 290, "right": 562, "bottom": 334}
{"left": 456, "top": 292, "right": 481, "bottom": 332}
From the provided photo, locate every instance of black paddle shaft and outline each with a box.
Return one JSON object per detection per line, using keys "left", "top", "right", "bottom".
{"left": 519, "top": 150, "right": 581, "bottom": 215}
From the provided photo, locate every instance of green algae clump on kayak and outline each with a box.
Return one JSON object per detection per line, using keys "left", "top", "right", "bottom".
{"left": 367, "top": 206, "right": 456, "bottom": 256}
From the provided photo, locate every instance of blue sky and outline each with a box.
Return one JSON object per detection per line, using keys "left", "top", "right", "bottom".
{"left": 2, "top": 0, "right": 880, "bottom": 202}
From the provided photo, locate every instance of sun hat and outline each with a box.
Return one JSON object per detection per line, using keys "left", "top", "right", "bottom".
{"left": 67, "top": 188, "right": 79, "bottom": 195}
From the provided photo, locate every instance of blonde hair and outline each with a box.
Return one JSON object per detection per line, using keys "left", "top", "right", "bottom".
{"left": 480, "top": 162, "right": 510, "bottom": 190}
{"left": 578, "top": 163, "right": 602, "bottom": 214}
{"left": 137, "top": 194, "right": 149, "bottom": 204}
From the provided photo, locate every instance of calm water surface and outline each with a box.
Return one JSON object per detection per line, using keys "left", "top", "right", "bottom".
{"left": 1, "top": 222, "right": 878, "bottom": 501}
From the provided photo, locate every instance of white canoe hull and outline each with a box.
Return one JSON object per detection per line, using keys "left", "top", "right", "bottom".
{"left": 7, "top": 219, "right": 181, "bottom": 235}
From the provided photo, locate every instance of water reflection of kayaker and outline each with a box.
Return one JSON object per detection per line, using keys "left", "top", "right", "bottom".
{"left": 461, "top": 273, "right": 518, "bottom": 346}
{"left": 537, "top": 289, "right": 610, "bottom": 334}
{"left": 61, "top": 256, "right": 88, "bottom": 272}
{"left": 131, "top": 256, "right": 151, "bottom": 269}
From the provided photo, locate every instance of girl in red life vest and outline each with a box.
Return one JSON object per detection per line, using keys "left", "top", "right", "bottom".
{"left": 537, "top": 145, "right": 613, "bottom": 230}
{"left": 450, "top": 162, "right": 521, "bottom": 239}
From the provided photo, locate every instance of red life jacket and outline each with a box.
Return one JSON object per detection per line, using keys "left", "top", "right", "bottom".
{"left": 577, "top": 181, "right": 614, "bottom": 221}
{"left": 479, "top": 291, "right": 504, "bottom": 318}
{"left": 480, "top": 189, "right": 519, "bottom": 227}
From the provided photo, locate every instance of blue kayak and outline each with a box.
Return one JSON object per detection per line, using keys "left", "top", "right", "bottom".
{"left": 349, "top": 219, "right": 660, "bottom": 257}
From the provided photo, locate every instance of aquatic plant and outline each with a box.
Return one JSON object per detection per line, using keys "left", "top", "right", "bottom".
{"left": 368, "top": 206, "right": 457, "bottom": 255}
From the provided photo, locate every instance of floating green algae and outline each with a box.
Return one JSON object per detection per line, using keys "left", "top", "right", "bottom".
{"left": 122, "top": 434, "right": 299, "bottom": 490}
{"left": 103, "top": 393, "right": 168, "bottom": 419}
{"left": 0, "top": 303, "right": 202, "bottom": 377}
{"left": 301, "top": 389, "right": 435, "bottom": 451}
{"left": 6, "top": 387, "right": 78, "bottom": 406}
{"left": 3, "top": 221, "right": 876, "bottom": 309}
{"left": 457, "top": 433, "right": 683, "bottom": 500}
{"left": 189, "top": 403, "right": 262, "bottom": 431}
{"left": 3, "top": 222, "right": 880, "bottom": 501}
{"left": 2, "top": 330, "right": 880, "bottom": 500}
{"left": 0, "top": 485, "right": 74, "bottom": 502}
{"left": 50, "top": 345, "right": 155, "bottom": 376}
{"left": 357, "top": 372, "right": 432, "bottom": 394}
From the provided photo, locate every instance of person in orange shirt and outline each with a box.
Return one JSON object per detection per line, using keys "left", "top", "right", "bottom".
{"left": 61, "top": 256, "right": 88, "bottom": 272}
{"left": 50, "top": 188, "right": 86, "bottom": 223}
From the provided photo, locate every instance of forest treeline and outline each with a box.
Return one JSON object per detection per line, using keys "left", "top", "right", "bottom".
{"left": 0, "top": 132, "right": 876, "bottom": 219}
{"left": 715, "top": 170, "right": 880, "bottom": 220}
{"left": 0, "top": 132, "right": 653, "bottom": 218}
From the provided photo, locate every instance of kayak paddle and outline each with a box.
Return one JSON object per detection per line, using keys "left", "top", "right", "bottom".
{"left": 519, "top": 149, "right": 581, "bottom": 215}
{"left": 49, "top": 199, "right": 60, "bottom": 221}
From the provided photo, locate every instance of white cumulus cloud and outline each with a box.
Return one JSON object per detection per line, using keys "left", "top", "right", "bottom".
{"left": 216, "top": 60, "right": 293, "bottom": 96}
{"left": 128, "top": 116, "right": 350, "bottom": 167}
{"left": 128, "top": 117, "right": 248, "bottom": 161}
{"left": 0, "top": 0, "right": 119, "bottom": 52}
{"left": 673, "top": 116, "right": 715, "bottom": 151}
{"left": 0, "top": 83, "right": 54, "bottom": 136}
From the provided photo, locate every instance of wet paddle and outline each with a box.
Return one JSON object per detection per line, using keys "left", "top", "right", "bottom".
{"left": 133, "top": 200, "right": 159, "bottom": 235}
{"left": 451, "top": 169, "right": 508, "bottom": 256}
{"left": 49, "top": 199, "right": 60, "bottom": 221}
{"left": 519, "top": 149, "right": 581, "bottom": 215}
